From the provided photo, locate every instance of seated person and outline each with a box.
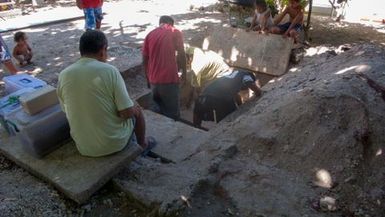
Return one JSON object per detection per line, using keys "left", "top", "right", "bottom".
{"left": 182, "top": 46, "right": 231, "bottom": 107}
{"left": 270, "top": 0, "right": 304, "bottom": 43}
{"left": 58, "top": 30, "right": 155, "bottom": 157}
{"left": 193, "top": 70, "right": 262, "bottom": 127}
{"left": 13, "top": 31, "right": 33, "bottom": 66}
{"left": 246, "top": 0, "right": 274, "bottom": 33}
{"left": 1, "top": 34, "right": 18, "bottom": 74}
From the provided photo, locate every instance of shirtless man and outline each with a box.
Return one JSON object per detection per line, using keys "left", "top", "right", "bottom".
{"left": 270, "top": 0, "right": 304, "bottom": 43}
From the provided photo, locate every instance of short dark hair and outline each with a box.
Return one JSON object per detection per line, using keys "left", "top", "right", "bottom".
{"left": 79, "top": 30, "right": 108, "bottom": 56}
{"left": 255, "top": 0, "right": 267, "bottom": 8}
{"left": 159, "top": 15, "right": 174, "bottom": 26}
{"left": 14, "top": 31, "right": 26, "bottom": 42}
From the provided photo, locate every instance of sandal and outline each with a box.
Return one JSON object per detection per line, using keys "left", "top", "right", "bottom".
{"left": 141, "top": 136, "right": 157, "bottom": 157}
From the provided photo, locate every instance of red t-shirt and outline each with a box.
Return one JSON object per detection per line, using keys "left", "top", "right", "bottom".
{"left": 82, "top": 0, "right": 102, "bottom": 8}
{"left": 142, "top": 24, "right": 184, "bottom": 84}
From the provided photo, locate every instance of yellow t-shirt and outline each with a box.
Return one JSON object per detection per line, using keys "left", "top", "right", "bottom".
{"left": 58, "top": 57, "right": 134, "bottom": 157}
{"left": 189, "top": 47, "right": 230, "bottom": 88}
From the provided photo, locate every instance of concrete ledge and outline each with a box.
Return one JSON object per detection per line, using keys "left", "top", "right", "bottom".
{"left": 0, "top": 134, "right": 142, "bottom": 203}
{"left": 143, "top": 110, "right": 209, "bottom": 163}
{"left": 113, "top": 110, "right": 211, "bottom": 214}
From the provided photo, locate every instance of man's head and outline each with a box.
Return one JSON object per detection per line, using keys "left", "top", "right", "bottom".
{"left": 159, "top": 15, "right": 174, "bottom": 26}
{"left": 255, "top": 0, "right": 267, "bottom": 13}
{"left": 14, "top": 31, "right": 27, "bottom": 44}
{"left": 79, "top": 30, "right": 108, "bottom": 62}
{"left": 289, "top": 0, "right": 301, "bottom": 9}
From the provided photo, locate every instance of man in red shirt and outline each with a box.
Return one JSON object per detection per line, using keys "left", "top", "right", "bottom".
{"left": 142, "top": 15, "right": 187, "bottom": 120}
{"left": 76, "top": 0, "right": 103, "bottom": 30}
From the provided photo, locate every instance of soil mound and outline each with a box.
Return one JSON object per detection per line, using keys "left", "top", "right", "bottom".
{"left": 196, "top": 44, "right": 385, "bottom": 216}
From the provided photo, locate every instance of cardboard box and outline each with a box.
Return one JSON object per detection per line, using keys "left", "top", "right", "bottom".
{"left": 19, "top": 85, "right": 59, "bottom": 115}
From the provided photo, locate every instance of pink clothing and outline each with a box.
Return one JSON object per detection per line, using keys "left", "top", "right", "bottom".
{"left": 142, "top": 24, "right": 184, "bottom": 84}
{"left": 81, "top": 0, "right": 102, "bottom": 8}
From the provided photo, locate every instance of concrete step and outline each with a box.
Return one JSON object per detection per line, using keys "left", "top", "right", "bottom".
{"left": 0, "top": 131, "right": 142, "bottom": 203}
{"left": 113, "top": 110, "right": 211, "bottom": 214}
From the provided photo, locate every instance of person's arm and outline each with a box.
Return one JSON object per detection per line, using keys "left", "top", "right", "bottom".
{"left": 261, "top": 10, "right": 271, "bottom": 31}
{"left": 247, "top": 14, "right": 257, "bottom": 32}
{"left": 118, "top": 103, "right": 141, "bottom": 119}
{"left": 142, "top": 54, "right": 151, "bottom": 88}
{"left": 76, "top": 0, "right": 83, "bottom": 9}
{"left": 3, "top": 59, "right": 18, "bottom": 74}
{"left": 273, "top": 7, "right": 288, "bottom": 25}
{"left": 142, "top": 36, "right": 151, "bottom": 88}
{"left": 118, "top": 105, "right": 147, "bottom": 149}
{"left": 243, "top": 75, "right": 262, "bottom": 97}
{"left": 27, "top": 44, "right": 32, "bottom": 54}
{"left": 177, "top": 48, "right": 187, "bottom": 84}
{"left": 247, "top": 81, "right": 262, "bottom": 97}
{"left": 175, "top": 30, "right": 187, "bottom": 85}
{"left": 284, "top": 10, "right": 303, "bottom": 36}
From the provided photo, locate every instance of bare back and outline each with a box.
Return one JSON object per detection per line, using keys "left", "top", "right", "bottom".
{"left": 286, "top": 5, "right": 303, "bottom": 24}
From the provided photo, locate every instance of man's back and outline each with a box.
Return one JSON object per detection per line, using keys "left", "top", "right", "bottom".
{"left": 143, "top": 24, "right": 183, "bottom": 84}
{"left": 58, "top": 57, "right": 134, "bottom": 157}
{"left": 190, "top": 48, "right": 230, "bottom": 88}
{"left": 203, "top": 70, "right": 255, "bottom": 100}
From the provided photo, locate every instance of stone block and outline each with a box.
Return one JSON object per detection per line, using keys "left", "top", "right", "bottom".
{"left": 0, "top": 133, "right": 142, "bottom": 203}
{"left": 143, "top": 110, "right": 208, "bottom": 163}
{"left": 19, "top": 85, "right": 58, "bottom": 115}
{"left": 113, "top": 111, "right": 210, "bottom": 213}
{"left": 202, "top": 26, "right": 293, "bottom": 76}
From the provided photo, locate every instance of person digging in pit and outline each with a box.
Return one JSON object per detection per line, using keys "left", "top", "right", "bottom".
{"left": 193, "top": 69, "right": 262, "bottom": 128}
{"left": 181, "top": 46, "right": 232, "bottom": 108}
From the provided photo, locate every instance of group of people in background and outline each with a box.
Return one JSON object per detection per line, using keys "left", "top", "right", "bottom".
{"left": 247, "top": 0, "right": 304, "bottom": 43}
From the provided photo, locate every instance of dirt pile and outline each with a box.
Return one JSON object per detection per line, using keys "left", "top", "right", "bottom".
{"left": 184, "top": 44, "right": 385, "bottom": 216}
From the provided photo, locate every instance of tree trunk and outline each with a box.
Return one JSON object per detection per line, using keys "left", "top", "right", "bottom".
{"left": 304, "top": 0, "right": 313, "bottom": 41}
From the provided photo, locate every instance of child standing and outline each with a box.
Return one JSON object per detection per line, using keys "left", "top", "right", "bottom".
{"left": 76, "top": 0, "right": 104, "bottom": 30}
{"left": 246, "top": 0, "right": 273, "bottom": 33}
{"left": 270, "top": 0, "right": 304, "bottom": 43}
{"left": 12, "top": 31, "right": 33, "bottom": 66}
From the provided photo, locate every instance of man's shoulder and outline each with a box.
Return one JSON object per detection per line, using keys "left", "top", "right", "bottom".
{"left": 61, "top": 59, "right": 119, "bottom": 75}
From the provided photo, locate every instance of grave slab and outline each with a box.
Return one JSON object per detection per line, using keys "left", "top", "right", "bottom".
{"left": 0, "top": 133, "right": 142, "bottom": 204}
{"left": 143, "top": 110, "right": 209, "bottom": 163}
{"left": 202, "top": 26, "right": 293, "bottom": 76}
{"left": 114, "top": 110, "right": 211, "bottom": 214}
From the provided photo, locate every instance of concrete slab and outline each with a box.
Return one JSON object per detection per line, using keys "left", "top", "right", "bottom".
{"left": 143, "top": 110, "right": 208, "bottom": 163}
{"left": 0, "top": 133, "right": 142, "bottom": 203}
{"left": 112, "top": 110, "right": 211, "bottom": 213}
{"left": 202, "top": 26, "right": 293, "bottom": 76}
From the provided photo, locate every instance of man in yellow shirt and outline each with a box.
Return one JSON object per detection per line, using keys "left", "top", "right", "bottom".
{"left": 181, "top": 46, "right": 230, "bottom": 108}
{"left": 58, "top": 30, "right": 154, "bottom": 157}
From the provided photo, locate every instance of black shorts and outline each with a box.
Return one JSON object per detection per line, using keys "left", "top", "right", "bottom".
{"left": 193, "top": 95, "right": 237, "bottom": 123}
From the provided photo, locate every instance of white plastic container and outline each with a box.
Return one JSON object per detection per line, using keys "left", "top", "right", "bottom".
{"left": 3, "top": 74, "right": 47, "bottom": 94}
{"left": 5, "top": 104, "right": 70, "bottom": 158}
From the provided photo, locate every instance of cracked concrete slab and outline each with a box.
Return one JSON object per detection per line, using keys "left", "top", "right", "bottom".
{"left": 113, "top": 110, "right": 212, "bottom": 214}
{"left": 0, "top": 133, "right": 142, "bottom": 204}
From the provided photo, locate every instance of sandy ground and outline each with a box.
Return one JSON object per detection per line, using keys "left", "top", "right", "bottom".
{"left": 0, "top": 0, "right": 385, "bottom": 216}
